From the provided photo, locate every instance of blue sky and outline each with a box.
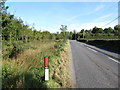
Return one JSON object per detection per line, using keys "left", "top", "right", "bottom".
{"left": 5, "top": 2, "right": 118, "bottom": 33}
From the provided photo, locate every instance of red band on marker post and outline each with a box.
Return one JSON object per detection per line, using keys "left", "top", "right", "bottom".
{"left": 44, "top": 57, "right": 48, "bottom": 67}
{"left": 44, "top": 57, "right": 49, "bottom": 81}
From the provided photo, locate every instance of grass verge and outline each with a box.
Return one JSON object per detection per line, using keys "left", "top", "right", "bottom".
{"left": 46, "top": 40, "right": 72, "bottom": 88}
{"left": 2, "top": 40, "right": 72, "bottom": 88}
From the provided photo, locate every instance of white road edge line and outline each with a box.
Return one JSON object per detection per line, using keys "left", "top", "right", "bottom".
{"left": 87, "top": 47, "right": 98, "bottom": 52}
{"left": 108, "top": 57, "right": 120, "bottom": 64}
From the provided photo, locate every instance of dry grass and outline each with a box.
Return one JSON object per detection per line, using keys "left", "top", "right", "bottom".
{"left": 2, "top": 40, "right": 55, "bottom": 73}
{"left": 47, "top": 40, "right": 72, "bottom": 88}
{"left": 2, "top": 40, "right": 56, "bottom": 88}
{"left": 2, "top": 40, "right": 72, "bottom": 88}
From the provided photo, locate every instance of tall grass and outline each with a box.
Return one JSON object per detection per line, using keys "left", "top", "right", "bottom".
{"left": 2, "top": 40, "right": 56, "bottom": 88}
{"left": 2, "top": 39, "right": 71, "bottom": 88}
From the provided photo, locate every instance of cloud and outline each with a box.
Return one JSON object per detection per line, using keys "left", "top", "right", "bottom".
{"left": 67, "top": 20, "right": 117, "bottom": 32}
{"left": 93, "top": 13, "right": 113, "bottom": 21}
{"left": 66, "top": 5, "right": 105, "bottom": 22}
{"left": 67, "top": 24, "right": 82, "bottom": 32}
{"left": 66, "top": 15, "right": 82, "bottom": 22}
{"left": 34, "top": 19, "right": 117, "bottom": 33}
{"left": 33, "top": 19, "right": 117, "bottom": 33}
{"left": 35, "top": 25, "right": 60, "bottom": 33}
{"left": 94, "top": 5, "right": 104, "bottom": 12}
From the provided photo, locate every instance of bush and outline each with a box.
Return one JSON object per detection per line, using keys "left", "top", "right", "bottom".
{"left": 6, "top": 41, "right": 30, "bottom": 58}
{"left": 77, "top": 39, "right": 88, "bottom": 43}
{"left": 2, "top": 64, "right": 20, "bottom": 88}
{"left": 54, "top": 40, "right": 65, "bottom": 56}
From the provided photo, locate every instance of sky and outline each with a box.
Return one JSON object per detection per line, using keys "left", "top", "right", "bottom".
{"left": 5, "top": 1, "right": 119, "bottom": 33}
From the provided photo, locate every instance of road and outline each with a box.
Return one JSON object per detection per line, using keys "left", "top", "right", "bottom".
{"left": 70, "top": 40, "right": 119, "bottom": 88}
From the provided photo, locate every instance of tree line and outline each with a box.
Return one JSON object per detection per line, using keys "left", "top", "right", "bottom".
{"left": 1, "top": 0, "right": 120, "bottom": 45}
{"left": 1, "top": 3, "right": 57, "bottom": 44}
{"left": 70, "top": 25, "right": 120, "bottom": 40}
{"left": 1, "top": 1, "right": 70, "bottom": 44}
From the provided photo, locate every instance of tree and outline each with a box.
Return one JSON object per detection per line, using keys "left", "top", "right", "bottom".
{"left": 69, "top": 31, "right": 73, "bottom": 40}
{"left": 72, "top": 30, "right": 77, "bottom": 40}
{"left": 108, "top": 27, "right": 113, "bottom": 33}
{"left": 92, "top": 26, "right": 103, "bottom": 33}
{"left": 114, "top": 25, "right": 120, "bottom": 36}
{"left": 98, "top": 28, "right": 103, "bottom": 33}
{"left": 60, "top": 25, "right": 67, "bottom": 32}
{"left": 80, "top": 29, "right": 84, "bottom": 33}
{"left": 92, "top": 26, "right": 98, "bottom": 33}
{"left": 0, "top": 0, "right": 8, "bottom": 14}
{"left": 104, "top": 27, "right": 113, "bottom": 33}
{"left": 60, "top": 25, "right": 68, "bottom": 40}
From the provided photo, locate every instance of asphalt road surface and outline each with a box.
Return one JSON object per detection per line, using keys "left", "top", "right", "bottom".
{"left": 70, "top": 40, "right": 119, "bottom": 88}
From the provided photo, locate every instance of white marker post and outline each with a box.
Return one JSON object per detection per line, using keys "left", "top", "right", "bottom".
{"left": 44, "top": 57, "right": 49, "bottom": 81}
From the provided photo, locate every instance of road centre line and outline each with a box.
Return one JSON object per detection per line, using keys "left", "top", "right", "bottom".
{"left": 108, "top": 57, "right": 120, "bottom": 64}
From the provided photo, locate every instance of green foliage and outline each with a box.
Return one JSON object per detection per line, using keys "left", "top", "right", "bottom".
{"left": 68, "top": 24, "right": 120, "bottom": 41}
{"left": 104, "top": 27, "right": 113, "bottom": 33}
{"left": 9, "top": 41, "right": 29, "bottom": 58}
{"left": 80, "top": 29, "right": 84, "bottom": 33}
{"left": 3, "top": 41, "right": 30, "bottom": 59}
{"left": 1, "top": 3, "right": 62, "bottom": 59}
{"left": 70, "top": 25, "right": 120, "bottom": 41}
{"left": 54, "top": 40, "right": 66, "bottom": 56}
{"left": 2, "top": 40, "right": 66, "bottom": 88}
{"left": 114, "top": 25, "right": 120, "bottom": 36}
{"left": 22, "top": 67, "right": 46, "bottom": 88}
{"left": 60, "top": 25, "right": 67, "bottom": 32}
{"left": 2, "top": 63, "right": 19, "bottom": 88}
{"left": 92, "top": 26, "right": 103, "bottom": 33}
{"left": 2, "top": 63, "right": 47, "bottom": 88}
{"left": 60, "top": 25, "right": 68, "bottom": 40}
